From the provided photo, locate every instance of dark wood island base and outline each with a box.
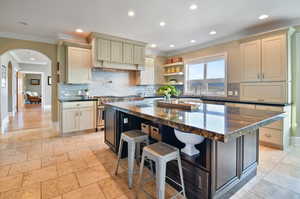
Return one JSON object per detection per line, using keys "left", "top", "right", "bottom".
{"left": 104, "top": 100, "right": 284, "bottom": 199}
{"left": 105, "top": 108, "right": 259, "bottom": 199}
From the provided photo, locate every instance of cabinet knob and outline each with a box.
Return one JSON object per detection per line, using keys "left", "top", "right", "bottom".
{"left": 262, "top": 73, "right": 265, "bottom": 79}
{"left": 257, "top": 74, "right": 260, "bottom": 79}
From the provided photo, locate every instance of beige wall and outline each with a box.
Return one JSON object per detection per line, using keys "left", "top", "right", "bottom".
{"left": 0, "top": 37, "right": 58, "bottom": 121}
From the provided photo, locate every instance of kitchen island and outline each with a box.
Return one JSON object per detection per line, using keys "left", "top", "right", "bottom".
{"left": 104, "top": 99, "right": 285, "bottom": 199}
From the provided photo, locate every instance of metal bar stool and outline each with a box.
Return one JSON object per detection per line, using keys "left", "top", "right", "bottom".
{"left": 136, "top": 142, "right": 186, "bottom": 199}
{"left": 115, "top": 129, "right": 150, "bottom": 189}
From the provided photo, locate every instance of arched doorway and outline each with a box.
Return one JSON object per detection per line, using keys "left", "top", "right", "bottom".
{"left": 0, "top": 49, "right": 52, "bottom": 132}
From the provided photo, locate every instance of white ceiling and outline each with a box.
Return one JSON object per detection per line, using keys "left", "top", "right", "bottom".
{"left": 0, "top": 0, "right": 300, "bottom": 54}
{"left": 9, "top": 49, "right": 50, "bottom": 65}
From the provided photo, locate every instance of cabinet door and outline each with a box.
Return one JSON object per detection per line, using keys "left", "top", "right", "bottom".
{"left": 104, "top": 108, "right": 117, "bottom": 150}
{"left": 140, "top": 58, "right": 155, "bottom": 85}
{"left": 133, "top": 45, "right": 145, "bottom": 65}
{"left": 67, "top": 47, "right": 91, "bottom": 84}
{"left": 97, "top": 38, "right": 111, "bottom": 61}
{"left": 62, "top": 109, "right": 79, "bottom": 133}
{"left": 79, "top": 107, "right": 95, "bottom": 130}
{"left": 111, "top": 41, "right": 123, "bottom": 63}
{"left": 123, "top": 43, "right": 134, "bottom": 64}
{"left": 240, "top": 40, "right": 261, "bottom": 82}
{"left": 261, "top": 35, "right": 287, "bottom": 81}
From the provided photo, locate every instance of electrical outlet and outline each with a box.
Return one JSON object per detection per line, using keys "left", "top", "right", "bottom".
{"left": 234, "top": 91, "right": 239, "bottom": 96}
{"left": 228, "top": 91, "right": 233, "bottom": 96}
{"left": 124, "top": 118, "right": 128, "bottom": 124}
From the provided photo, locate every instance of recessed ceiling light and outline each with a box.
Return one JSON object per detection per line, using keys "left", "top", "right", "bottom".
{"left": 159, "top": 21, "right": 166, "bottom": 27}
{"left": 128, "top": 10, "right": 135, "bottom": 17}
{"left": 30, "top": 57, "right": 36, "bottom": 61}
{"left": 150, "top": 44, "right": 157, "bottom": 48}
{"left": 75, "top": 28, "right": 83, "bottom": 33}
{"left": 258, "top": 14, "right": 269, "bottom": 20}
{"left": 190, "top": 40, "right": 196, "bottom": 43}
{"left": 209, "top": 30, "right": 217, "bottom": 35}
{"left": 189, "top": 4, "right": 198, "bottom": 10}
{"left": 169, "top": 44, "right": 175, "bottom": 48}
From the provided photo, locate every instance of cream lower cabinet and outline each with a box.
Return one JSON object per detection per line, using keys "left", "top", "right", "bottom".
{"left": 225, "top": 102, "right": 291, "bottom": 150}
{"left": 59, "top": 101, "right": 96, "bottom": 134}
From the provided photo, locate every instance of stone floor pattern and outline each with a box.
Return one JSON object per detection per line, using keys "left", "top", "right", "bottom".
{"left": 0, "top": 115, "right": 300, "bottom": 198}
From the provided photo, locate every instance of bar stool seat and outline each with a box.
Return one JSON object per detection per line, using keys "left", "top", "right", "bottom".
{"left": 115, "top": 129, "right": 150, "bottom": 189}
{"left": 137, "top": 142, "right": 186, "bottom": 199}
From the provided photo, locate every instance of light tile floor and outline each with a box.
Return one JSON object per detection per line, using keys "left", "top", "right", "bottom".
{"left": 0, "top": 112, "right": 300, "bottom": 198}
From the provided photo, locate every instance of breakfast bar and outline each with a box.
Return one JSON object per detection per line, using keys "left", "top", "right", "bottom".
{"left": 104, "top": 99, "right": 285, "bottom": 199}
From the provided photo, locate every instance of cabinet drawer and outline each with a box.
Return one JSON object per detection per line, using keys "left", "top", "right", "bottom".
{"left": 141, "top": 123, "right": 150, "bottom": 135}
{"left": 240, "top": 82, "right": 286, "bottom": 103}
{"left": 62, "top": 101, "right": 94, "bottom": 109}
{"left": 259, "top": 128, "right": 282, "bottom": 145}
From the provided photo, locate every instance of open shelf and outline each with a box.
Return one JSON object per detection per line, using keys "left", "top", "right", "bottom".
{"left": 163, "top": 72, "right": 184, "bottom": 76}
{"left": 163, "top": 62, "right": 184, "bottom": 67}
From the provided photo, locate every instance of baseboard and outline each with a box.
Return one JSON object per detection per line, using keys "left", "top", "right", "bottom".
{"left": 290, "top": 136, "right": 300, "bottom": 146}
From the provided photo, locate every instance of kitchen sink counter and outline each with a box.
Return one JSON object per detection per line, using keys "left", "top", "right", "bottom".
{"left": 105, "top": 98, "right": 285, "bottom": 142}
{"left": 58, "top": 98, "right": 98, "bottom": 102}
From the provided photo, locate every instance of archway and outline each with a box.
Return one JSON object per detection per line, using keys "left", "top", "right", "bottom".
{"left": 0, "top": 37, "right": 58, "bottom": 123}
{"left": 0, "top": 49, "right": 52, "bottom": 132}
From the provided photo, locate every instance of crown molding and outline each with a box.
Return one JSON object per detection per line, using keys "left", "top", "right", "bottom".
{"left": 165, "top": 19, "right": 300, "bottom": 56}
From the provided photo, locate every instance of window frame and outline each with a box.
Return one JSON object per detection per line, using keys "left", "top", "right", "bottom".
{"left": 184, "top": 53, "right": 228, "bottom": 97}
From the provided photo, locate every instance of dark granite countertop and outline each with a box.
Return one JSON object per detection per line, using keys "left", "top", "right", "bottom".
{"left": 144, "top": 96, "right": 290, "bottom": 106}
{"left": 106, "top": 99, "right": 285, "bottom": 142}
{"left": 58, "top": 98, "right": 98, "bottom": 102}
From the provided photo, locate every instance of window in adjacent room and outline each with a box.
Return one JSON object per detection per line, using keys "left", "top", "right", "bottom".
{"left": 185, "top": 53, "right": 227, "bottom": 96}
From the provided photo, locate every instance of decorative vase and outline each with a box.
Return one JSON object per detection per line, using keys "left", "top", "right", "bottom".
{"left": 165, "top": 94, "right": 171, "bottom": 101}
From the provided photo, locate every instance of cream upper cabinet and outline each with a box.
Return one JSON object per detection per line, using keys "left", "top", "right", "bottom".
{"left": 139, "top": 58, "right": 155, "bottom": 85}
{"left": 111, "top": 41, "right": 123, "bottom": 63}
{"left": 97, "top": 38, "right": 111, "bottom": 61}
{"left": 134, "top": 45, "right": 145, "bottom": 65}
{"left": 123, "top": 43, "right": 134, "bottom": 64}
{"left": 67, "top": 47, "right": 91, "bottom": 84}
{"left": 240, "top": 34, "right": 287, "bottom": 83}
{"left": 240, "top": 40, "right": 261, "bottom": 82}
{"left": 261, "top": 35, "right": 287, "bottom": 82}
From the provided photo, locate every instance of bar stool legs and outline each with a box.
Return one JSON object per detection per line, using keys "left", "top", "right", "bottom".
{"left": 136, "top": 142, "right": 186, "bottom": 199}
{"left": 114, "top": 130, "right": 149, "bottom": 189}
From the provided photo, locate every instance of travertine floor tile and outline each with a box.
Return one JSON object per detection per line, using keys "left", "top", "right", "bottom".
{"left": 0, "top": 183, "right": 40, "bottom": 199}
{"left": 0, "top": 165, "right": 10, "bottom": 178}
{"left": 9, "top": 159, "right": 41, "bottom": 175}
{"left": 76, "top": 164, "right": 110, "bottom": 187}
{"left": 42, "top": 173, "right": 79, "bottom": 199}
{"left": 98, "top": 177, "right": 129, "bottom": 199}
{"left": 62, "top": 183, "right": 106, "bottom": 199}
{"left": 0, "top": 174, "right": 23, "bottom": 193}
{"left": 41, "top": 153, "right": 69, "bottom": 167}
{"left": 57, "top": 159, "right": 87, "bottom": 176}
{"left": 251, "top": 179, "right": 300, "bottom": 199}
{"left": 23, "top": 166, "right": 57, "bottom": 186}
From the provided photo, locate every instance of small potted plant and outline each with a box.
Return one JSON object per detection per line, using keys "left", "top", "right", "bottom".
{"left": 157, "top": 85, "right": 181, "bottom": 101}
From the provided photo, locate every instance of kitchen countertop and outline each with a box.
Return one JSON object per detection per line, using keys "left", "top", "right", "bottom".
{"left": 58, "top": 98, "right": 98, "bottom": 102}
{"left": 105, "top": 99, "right": 285, "bottom": 142}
